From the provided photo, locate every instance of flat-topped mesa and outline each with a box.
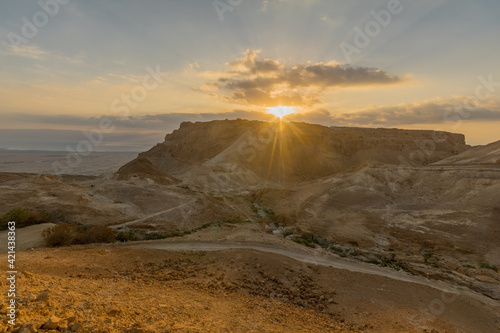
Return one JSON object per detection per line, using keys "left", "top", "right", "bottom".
{"left": 328, "top": 126, "right": 467, "bottom": 157}
{"left": 122, "top": 120, "right": 470, "bottom": 182}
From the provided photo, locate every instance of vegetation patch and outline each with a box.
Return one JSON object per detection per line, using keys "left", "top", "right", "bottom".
{"left": 479, "top": 263, "right": 498, "bottom": 273}
{"left": 116, "top": 217, "right": 253, "bottom": 243}
{"left": 0, "top": 207, "right": 55, "bottom": 230}
{"left": 43, "top": 224, "right": 116, "bottom": 247}
{"left": 292, "top": 237, "right": 316, "bottom": 248}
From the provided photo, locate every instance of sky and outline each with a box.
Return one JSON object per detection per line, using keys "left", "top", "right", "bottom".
{"left": 1, "top": 0, "right": 499, "bottom": 151}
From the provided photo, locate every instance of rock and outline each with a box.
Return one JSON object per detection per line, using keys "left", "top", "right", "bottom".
{"left": 43, "top": 315, "right": 61, "bottom": 330}
{"left": 70, "top": 322, "right": 84, "bottom": 333}
{"left": 128, "top": 328, "right": 145, "bottom": 333}
{"left": 272, "top": 229, "right": 284, "bottom": 237}
{"left": 22, "top": 271, "right": 34, "bottom": 278}
{"left": 35, "top": 291, "right": 49, "bottom": 302}
{"left": 17, "top": 324, "right": 35, "bottom": 333}
{"left": 108, "top": 307, "right": 121, "bottom": 315}
{"left": 58, "top": 322, "right": 68, "bottom": 330}
{"left": 477, "top": 275, "right": 497, "bottom": 283}
{"left": 282, "top": 226, "right": 297, "bottom": 235}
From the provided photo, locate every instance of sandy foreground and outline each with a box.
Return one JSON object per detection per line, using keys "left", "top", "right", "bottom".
{"left": 1, "top": 245, "right": 499, "bottom": 333}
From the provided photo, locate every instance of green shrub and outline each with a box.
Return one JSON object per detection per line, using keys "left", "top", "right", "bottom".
{"left": 116, "top": 230, "right": 139, "bottom": 242}
{"left": 330, "top": 245, "right": 345, "bottom": 255}
{"left": 366, "top": 258, "right": 381, "bottom": 265}
{"left": 422, "top": 250, "right": 433, "bottom": 263}
{"left": 0, "top": 207, "right": 54, "bottom": 230}
{"left": 480, "top": 263, "right": 498, "bottom": 273}
{"left": 292, "top": 237, "right": 316, "bottom": 248}
{"left": 144, "top": 232, "right": 169, "bottom": 240}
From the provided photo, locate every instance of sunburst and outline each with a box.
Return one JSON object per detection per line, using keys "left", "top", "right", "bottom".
{"left": 266, "top": 106, "right": 296, "bottom": 119}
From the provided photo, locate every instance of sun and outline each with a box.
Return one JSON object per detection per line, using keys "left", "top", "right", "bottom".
{"left": 266, "top": 106, "right": 296, "bottom": 119}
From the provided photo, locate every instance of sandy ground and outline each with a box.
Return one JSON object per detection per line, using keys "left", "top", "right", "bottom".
{"left": 2, "top": 246, "right": 499, "bottom": 332}
{"left": 0, "top": 223, "right": 55, "bottom": 254}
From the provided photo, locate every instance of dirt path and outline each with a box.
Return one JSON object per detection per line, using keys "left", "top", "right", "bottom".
{"left": 110, "top": 200, "right": 196, "bottom": 229}
{"left": 120, "top": 240, "right": 500, "bottom": 308}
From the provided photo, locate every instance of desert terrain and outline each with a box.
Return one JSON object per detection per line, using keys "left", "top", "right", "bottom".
{"left": 1, "top": 120, "right": 499, "bottom": 332}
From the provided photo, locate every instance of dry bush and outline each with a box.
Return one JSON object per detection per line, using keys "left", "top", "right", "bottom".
{"left": 43, "top": 224, "right": 117, "bottom": 247}
{"left": 42, "top": 223, "right": 78, "bottom": 247}
{"left": 75, "top": 225, "right": 117, "bottom": 244}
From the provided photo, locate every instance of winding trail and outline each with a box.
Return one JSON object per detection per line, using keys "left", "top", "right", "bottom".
{"left": 110, "top": 200, "right": 196, "bottom": 229}
{"left": 119, "top": 240, "right": 500, "bottom": 308}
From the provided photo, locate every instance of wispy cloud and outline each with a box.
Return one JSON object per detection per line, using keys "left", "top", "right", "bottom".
{"left": 2, "top": 44, "right": 49, "bottom": 59}
{"left": 1, "top": 42, "right": 86, "bottom": 65}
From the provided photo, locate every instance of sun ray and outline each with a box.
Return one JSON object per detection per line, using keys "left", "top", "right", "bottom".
{"left": 267, "top": 123, "right": 280, "bottom": 177}
{"left": 283, "top": 120, "right": 307, "bottom": 146}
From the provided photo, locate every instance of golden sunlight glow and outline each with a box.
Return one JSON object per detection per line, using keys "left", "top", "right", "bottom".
{"left": 266, "top": 106, "right": 296, "bottom": 119}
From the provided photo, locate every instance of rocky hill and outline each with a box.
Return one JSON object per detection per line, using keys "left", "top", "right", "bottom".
{"left": 115, "top": 157, "right": 180, "bottom": 185}
{"left": 433, "top": 140, "right": 500, "bottom": 166}
{"left": 132, "top": 120, "right": 469, "bottom": 182}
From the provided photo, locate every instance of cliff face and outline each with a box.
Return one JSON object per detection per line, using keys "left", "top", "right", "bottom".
{"left": 130, "top": 119, "right": 469, "bottom": 182}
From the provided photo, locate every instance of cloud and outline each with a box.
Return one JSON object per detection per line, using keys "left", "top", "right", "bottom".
{"left": 201, "top": 49, "right": 405, "bottom": 108}
{"left": 3, "top": 110, "right": 274, "bottom": 132}
{"left": 7, "top": 97, "right": 499, "bottom": 134}
{"left": 0, "top": 111, "right": 274, "bottom": 150}
{"left": 1, "top": 44, "right": 49, "bottom": 59}
{"left": 3, "top": 99, "right": 499, "bottom": 150}
{"left": 287, "top": 98, "right": 500, "bottom": 127}
{"left": 0, "top": 42, "right": 85, "bottom": 64}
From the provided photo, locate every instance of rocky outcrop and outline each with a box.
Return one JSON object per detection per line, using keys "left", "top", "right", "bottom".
{"left": 115, "top": 157, "right": 180, "bottom": 185}
{"left": 129, "top": 120, "right": 469, "bottom": 182}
